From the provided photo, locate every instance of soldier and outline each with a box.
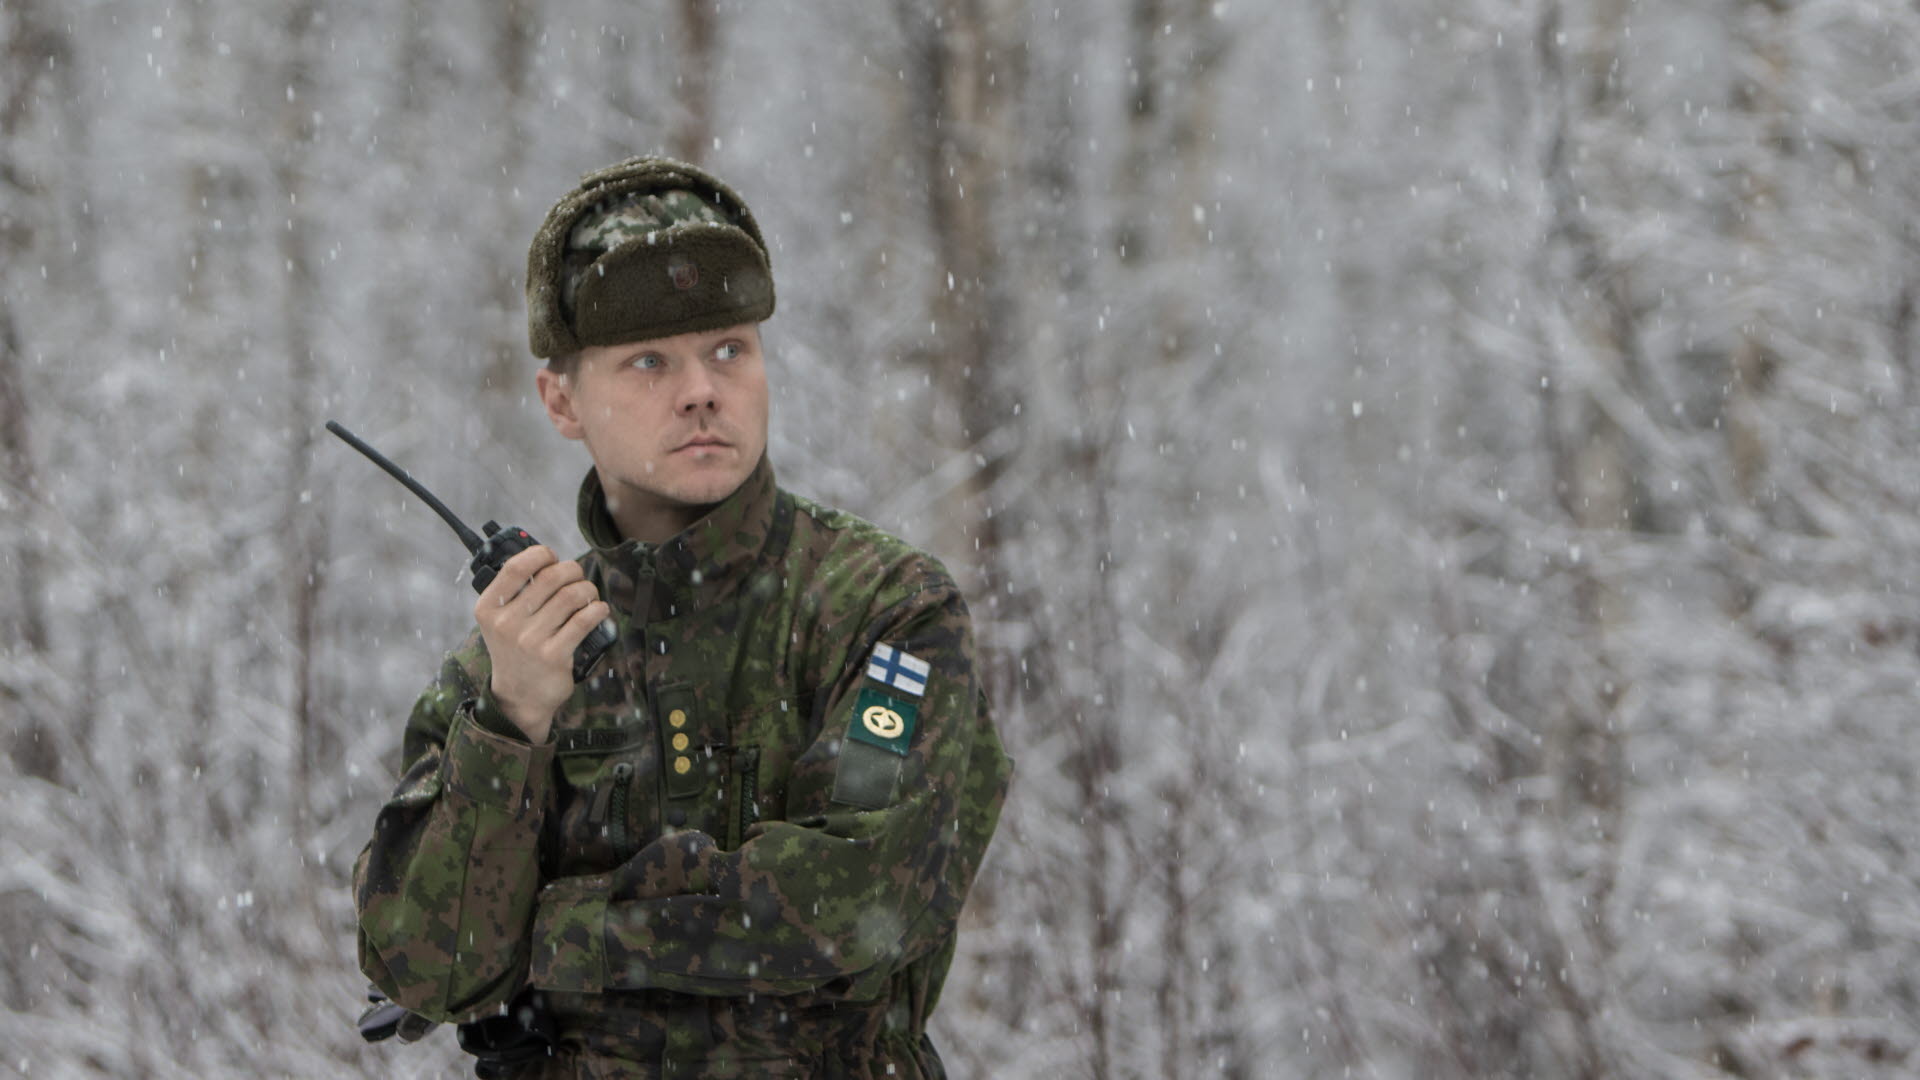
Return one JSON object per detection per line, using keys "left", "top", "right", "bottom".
{"left": 353, "top": 156, "right": 1013, "bottom": 1079}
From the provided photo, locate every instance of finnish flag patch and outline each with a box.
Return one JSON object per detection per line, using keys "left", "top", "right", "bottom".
{"left": 865, "top": 642, "right": 930, "bottom": 697}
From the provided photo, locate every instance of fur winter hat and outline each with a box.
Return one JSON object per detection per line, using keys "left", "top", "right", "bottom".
{"left": 526, "top": 156, "right": 775, "bottom": 359}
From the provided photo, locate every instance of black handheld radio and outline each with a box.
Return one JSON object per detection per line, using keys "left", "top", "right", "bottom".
{"left": 325, "top": 420, "right": 616, "bottom": 683}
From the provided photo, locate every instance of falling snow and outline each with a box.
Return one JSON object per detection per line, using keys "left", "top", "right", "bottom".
{"left": 3, "top": 2, "right": 1920, "bottom": 1078}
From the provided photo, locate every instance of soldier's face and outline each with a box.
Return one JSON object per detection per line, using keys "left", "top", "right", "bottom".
{"left": 537, "top": 323, "right": 769, "bottom": 535}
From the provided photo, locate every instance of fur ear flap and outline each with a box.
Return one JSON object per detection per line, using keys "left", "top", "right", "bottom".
{"left": 568, "top": 226, "right": 773, "bottom": 350}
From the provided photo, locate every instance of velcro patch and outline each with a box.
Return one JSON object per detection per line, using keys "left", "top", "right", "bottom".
{"left": 845, "top": 687, "right": 918, "bottom": 756}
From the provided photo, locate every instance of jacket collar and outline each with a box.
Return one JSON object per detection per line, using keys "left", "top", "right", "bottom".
{"left": 576, "top": 455, "right": 785, "bottom": 619}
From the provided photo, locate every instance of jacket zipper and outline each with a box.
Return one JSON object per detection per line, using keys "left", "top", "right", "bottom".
{"left": 587, "top": 760, "right": 635, "bottom": 855}
{"left": 607, "top": 761, "right": 634, "bottom": 859}
{"left": 734, "top": 748, "right": 760, "bottom": 848}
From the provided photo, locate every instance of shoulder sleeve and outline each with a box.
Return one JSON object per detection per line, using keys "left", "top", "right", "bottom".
{"left": 351, "top": 633, "right": 558, "bottom": 1023}
{"left": 526, "top": 574, "right": 1012, "bottom": 999}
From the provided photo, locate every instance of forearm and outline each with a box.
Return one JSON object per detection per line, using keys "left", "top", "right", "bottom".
{"left": 527, "top": 809, "right": 952, "bottom": 998}
{"left": 354, "top": 703, "right": 554, "bottom": 1023}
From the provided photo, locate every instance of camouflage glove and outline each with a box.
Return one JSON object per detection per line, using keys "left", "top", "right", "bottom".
{"left": 608, "top": 829, "right": 720, "bottom": 899}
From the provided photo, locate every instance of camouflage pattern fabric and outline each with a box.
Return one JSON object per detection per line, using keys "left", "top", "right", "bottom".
{"left": 560, "top": 191, "right": 736, "bottom": 319}
{"left": 353, "top": 457, "right": 1012, "bottom": 1079}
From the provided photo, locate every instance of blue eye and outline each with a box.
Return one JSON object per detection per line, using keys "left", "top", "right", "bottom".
{"left": 714, "top": 342, "right": 741, "bottom": 361}
{"left": 632, "top": 353, "right": 663, "bottom": 370}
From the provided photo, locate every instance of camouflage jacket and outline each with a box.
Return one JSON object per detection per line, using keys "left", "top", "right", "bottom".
{"left": 353, "top": 458, "right": 1012, "bottom": 1078}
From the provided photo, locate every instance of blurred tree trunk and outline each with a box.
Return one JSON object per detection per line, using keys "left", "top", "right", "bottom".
{"left": 376, "top": 0, "right": 434, "bottom": 391}
{"left": 672, "top": 0, "right": 719, "bottom": 164}
{"left": 1725, "top": 2, "right": 1789, "bottom": 505}
{"left": 892, "top": 3, "right": 1130, "bottom": 1072}
{"left": 895, "top": 0, "right": 1016, "bottom": 595}
{"left": 1111, "top": 5, "right": 1240, "bottom": 1073}
{"left": 1520, "top": 2, "right": 1634, "bottom": 1075}
{"left": 176, "top": 0, "right": 237, "bottom": 813}
{"left": 1115, "top": 0, "right": 1230, "bottom": 328}
{"left": 481, "top": 0, "right": 542, "bottom": 400}
{"left": 278, "top": 0, "right": 325, "bottom": 836}
{"left": 0, "top": 0, "right": 65, "bottom": 783}
{"left": 1113, "top": 0, "right": 1160, "bottom": 269}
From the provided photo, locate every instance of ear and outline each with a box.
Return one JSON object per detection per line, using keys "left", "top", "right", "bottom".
{"left": 536, "top": 367, "right": 586, "bottom": 441}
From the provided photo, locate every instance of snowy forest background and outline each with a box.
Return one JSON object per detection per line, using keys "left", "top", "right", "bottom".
{"left": 6, "top": 0, "right": 1920, "bottom": 1077}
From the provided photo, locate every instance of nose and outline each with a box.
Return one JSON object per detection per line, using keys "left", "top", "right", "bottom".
{"left": 675, "top": 360, "right": 719, "bottom": 416}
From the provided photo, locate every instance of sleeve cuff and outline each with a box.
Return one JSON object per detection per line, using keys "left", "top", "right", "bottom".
{"left": 443, "top": 704, "right": 555, "bottom": 814}
{"left": 466, "top": 689, "right": 539, "bottom": 741}
{"left": 529, "top": 875, "right": 613, "bottom": 992}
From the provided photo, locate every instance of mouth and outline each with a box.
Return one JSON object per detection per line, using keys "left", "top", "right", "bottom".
{"left": 674, "top": 435, "right": 731, "bottom": 453}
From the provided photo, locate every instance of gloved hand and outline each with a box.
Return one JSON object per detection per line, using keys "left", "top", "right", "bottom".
{"left": 608, "top": 829, "right": 719, "bottom": 900}
{"left": 457, "top": 990, "right": 556, "bottom": 1079}
{"left": 356, "top": 985, "right": 437, "bottom": 1043}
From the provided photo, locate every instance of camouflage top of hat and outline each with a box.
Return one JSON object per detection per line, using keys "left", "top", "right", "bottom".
{"left": 526, "top": 156, "right": 777, "bottom": 359}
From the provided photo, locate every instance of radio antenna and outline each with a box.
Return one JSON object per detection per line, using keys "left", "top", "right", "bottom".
{"left": 324, "top": 421, "right": 486, "bottom": 554}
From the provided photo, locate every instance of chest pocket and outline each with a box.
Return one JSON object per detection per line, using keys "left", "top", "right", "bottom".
{"left": 724, "top": 694, "right": 813, "bottom": 847}
{"left": 548, "top": 724, "right": 651, "bottom": 878}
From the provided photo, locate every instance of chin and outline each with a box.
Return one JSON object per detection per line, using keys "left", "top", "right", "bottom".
{"left": 670, "top": 469, "right": 751, "bottom": 507}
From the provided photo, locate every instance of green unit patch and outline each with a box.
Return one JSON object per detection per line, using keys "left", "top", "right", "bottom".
{"left": 845, "top": 687, "right": 919, "bottom": 756}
